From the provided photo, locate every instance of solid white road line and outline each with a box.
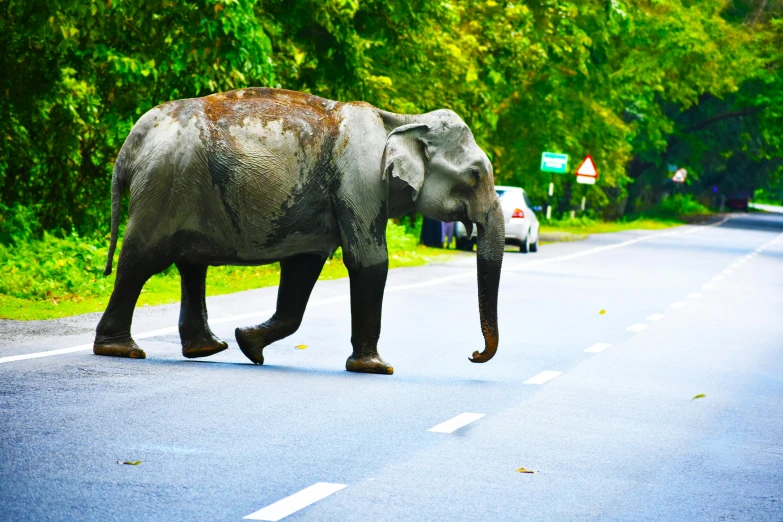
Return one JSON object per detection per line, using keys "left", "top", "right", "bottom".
{"left": 585, "top": 343, "right": 613, "bottom": 353}
{"left": 385, "top": 273, "right": 473, "bottom": 293}
{"left": 0, "top": 344, "right": 94, "bottom": 364}
{"left": 0, "top": 217, "right": 735, "bottom": 366}
{"left": 427, "top": 413, "right": 486, "bottom": 433}
{"left": 670, "top": 302, "right": 686, "bottom": 309}
{"left": 506, "top": 224, "right": 701, "bottom": 273}
{"left": 524, "top": 371, "right": 562, "bottom": 384}
{"left": 646, "top": 314, "right": 665, "bottom": 321}
{"left": 626, "top": 324, "right": 648, "bottom": 332}
{"left": 244, "top": 483, "right": 347, "bottom": 521}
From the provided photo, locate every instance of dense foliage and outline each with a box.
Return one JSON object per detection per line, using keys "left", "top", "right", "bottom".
{"left": 1, "top": 0, "right": 782, "bottom": 233}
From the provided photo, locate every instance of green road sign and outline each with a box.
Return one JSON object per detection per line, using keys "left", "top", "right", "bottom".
{"left": 540, "top": 152, "right": 569, "bottom": 174}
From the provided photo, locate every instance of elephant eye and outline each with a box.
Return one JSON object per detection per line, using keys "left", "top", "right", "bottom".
{"left": 469, "top": 167, "right": 481, "bottom": 183}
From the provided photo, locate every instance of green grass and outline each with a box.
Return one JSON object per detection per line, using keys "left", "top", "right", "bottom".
{"left": 1, "top": 222, "right": 454, "bottom": 321}
{"left": 537, "top": 195, "right": 711, "bottom": 237}
{"left": 540, "top": 216, "right": 685, "bottom": 236}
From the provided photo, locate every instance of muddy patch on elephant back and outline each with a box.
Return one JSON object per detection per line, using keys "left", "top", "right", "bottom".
{"left": 200, "top": 88, "right": 344, "bottom": 147}
{"left": 162, "top": 98, "right": 203, "bottom": 129}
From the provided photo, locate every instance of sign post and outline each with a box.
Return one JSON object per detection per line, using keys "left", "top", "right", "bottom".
{"left": 541, "top": 152, "right": 569, "bottom": 220}
{"left": 671, "top": 168, "right": 687, "bottom": 195}
{"left": 575, "top": 155, "right": 598, "bottom": 185}
{"left": 672, "top": 168, "right": 687, "bottom": 183}
{"left": 574, "top": 156, "right": 598, "bottom": 215}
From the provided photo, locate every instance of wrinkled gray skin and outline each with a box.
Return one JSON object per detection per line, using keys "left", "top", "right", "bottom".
{"left": 94, "top": 88, "right": 504, "bottom": 374}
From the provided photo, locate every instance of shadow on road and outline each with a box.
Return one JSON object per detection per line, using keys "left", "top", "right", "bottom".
{"left": 142, "top": 356, "right": 499, "bottom": 387}
{"left": 719, "top": 213, "right": 783, "bottom": 232}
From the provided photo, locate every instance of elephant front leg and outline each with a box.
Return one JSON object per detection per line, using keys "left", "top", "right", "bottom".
{"left": 345, "top": 260, "right": 394, "bottom": 375}
{"left": 176, "top": 262, "right": 228, "bottom": 359}
{"left": 235, "top": 254, "right": 326, "bottom": 365}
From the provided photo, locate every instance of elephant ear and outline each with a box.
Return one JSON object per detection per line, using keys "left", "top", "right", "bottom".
{"left": 381, "top": 123, "right": 430, "bottom": 201}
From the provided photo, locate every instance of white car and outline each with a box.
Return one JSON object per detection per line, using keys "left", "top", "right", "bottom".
{"left": 455, "top": 185, "right": 540, "bottom": 253}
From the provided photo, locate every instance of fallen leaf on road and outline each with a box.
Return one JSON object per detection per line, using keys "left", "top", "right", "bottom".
{"left": 295, "top": 344, "right": 308, "bottom": 350}
{"left": 599, "top": 309, "right": 606, "bottom": 315}
{"left": 117, "top": 460, "right": 141, "bottom": 465}
{"left": 516, "top": 467, "right": 536, "bottom": 474}
{"left": 691, "top": 394, "right": 706, "bottom": 400}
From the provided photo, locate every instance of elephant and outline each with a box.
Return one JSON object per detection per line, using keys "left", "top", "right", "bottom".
{"left": 94, "top": 87, "right": 504, "bottom": 374}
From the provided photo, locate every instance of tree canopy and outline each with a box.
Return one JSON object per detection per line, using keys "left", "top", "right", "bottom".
{"left": 1, "top": 0, "right": 781, "bottom": 230}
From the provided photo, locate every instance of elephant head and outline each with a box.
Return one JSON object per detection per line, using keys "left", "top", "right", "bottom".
{"left": 382, "top": 110, "right": 504, "bottom": 363}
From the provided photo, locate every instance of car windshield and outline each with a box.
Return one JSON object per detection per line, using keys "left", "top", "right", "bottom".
{"left": 497, "top": 189, "right": 524, "bottom": 204}
{"left": 496, "top": 189, "right": 520, "bottom": 199}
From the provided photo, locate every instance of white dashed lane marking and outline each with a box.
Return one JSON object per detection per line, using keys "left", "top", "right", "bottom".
{"left": 646, "top": 314, "right": 665, "bottom": 321}
{"left": 244, "top": 482, "right": 347, "bottom": 521}
{"left": 427, "top": 413, "right": 486, "bottom": 433}
{"left": 626, "top": 324, "right": 648, "bottom": 332}
{"left": 670, "top": 302, "right": 687, "bottom": 309}
{"left": 585, "top": 343, "right": 613, "bottom": 353}
{"left": 524, "top": 371, "right": 562, "bottom": 385}
{"left": 702, "top": 283, "right": 714, "bottom": 290}
{"left": 713, "top": 276, "right": 724, "bottom": 281}
{"left": 688, "top": 293, "right": 702, "bottom": 298}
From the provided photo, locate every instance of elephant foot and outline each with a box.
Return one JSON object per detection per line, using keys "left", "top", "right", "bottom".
{"left": 182, "top": 332, "right": 228, "bottom": 359}
{"left": 346, "top": 354, "right": 394, "bottom": 375}
{"left": 235, "top": 326, "right": 267, "bottom": 365}
{"left": 93, "top": 338, "right": 146, "bottom": 359}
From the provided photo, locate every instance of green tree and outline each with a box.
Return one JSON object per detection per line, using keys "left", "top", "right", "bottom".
{"left": 0, "top": 0, "right": 275, "bottom": 230}
{"left": 2, "top": 0, "right": 782, "bottom": 235}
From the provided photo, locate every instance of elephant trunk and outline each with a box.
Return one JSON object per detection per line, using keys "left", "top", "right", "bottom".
{"left": 469, "top": 203, "right": 504, "bottom": 363}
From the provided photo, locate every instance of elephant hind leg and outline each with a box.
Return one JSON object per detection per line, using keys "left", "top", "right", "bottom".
{"left": 176, "top": 262, "right": 228, "bottom": 359}
{"left": 236, "top": 254, "right": 325, "bottom": 365}
{"left": 94, "top": 242, "right": 173, "bottom": 359}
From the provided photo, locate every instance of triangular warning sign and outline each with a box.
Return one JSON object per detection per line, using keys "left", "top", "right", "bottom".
{"left": 576, "top": 156, "right": 597, "bottom": 177}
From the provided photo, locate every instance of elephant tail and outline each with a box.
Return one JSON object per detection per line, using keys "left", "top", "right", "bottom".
{"left": 103, "top": 165, "right": 124, "bottom": 276}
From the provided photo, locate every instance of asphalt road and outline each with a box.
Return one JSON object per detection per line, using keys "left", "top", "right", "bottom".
{"left": 1, "top": 213, "right": 782, "bottom": 522}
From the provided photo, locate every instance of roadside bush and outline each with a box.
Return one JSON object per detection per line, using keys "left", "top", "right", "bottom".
{"left": 0, "top": 203, "right": 43, "bottom": 245}
{"left": 648, "top": 194, "right": 710, "bottom": 219}
{"left": 0, "top": 230, "right": 113, "bottom": 300}
{"left": 399, "top": 214, "right": 423, "bottom": 242}
{"left": 386, "top": 220, "right": 420, "bottom": 252}
{"left": 753, "top": 188, "right": 783, "bottom": 205}
{"left": 0, "top": 219, "right": 426, "bottom": 302}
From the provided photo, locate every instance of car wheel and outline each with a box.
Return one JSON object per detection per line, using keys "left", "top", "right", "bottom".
{"left": 519, "top": 233, "right": 529, "bottom": 253}
{"left": 529, "top": 236, "right": 538, "bottom": 253}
